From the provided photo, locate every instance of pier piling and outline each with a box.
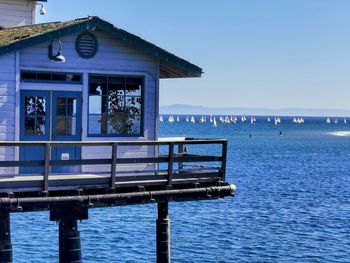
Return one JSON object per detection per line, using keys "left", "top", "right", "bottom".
{"left": 0, "top": 210, "right": 12, "bottom": 263}
{"left": 51, "top": 206, "right": 88, "bottom": 263}
{"left": 59, "top": 219, "right": 82, "bottom": 263}
{"left": 157, "top": 202, "right": 170, "bottom": 263}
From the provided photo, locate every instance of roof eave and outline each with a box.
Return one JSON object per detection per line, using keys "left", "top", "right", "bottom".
{"left": 0, "top": 17, "right": 203, "bottom": 78}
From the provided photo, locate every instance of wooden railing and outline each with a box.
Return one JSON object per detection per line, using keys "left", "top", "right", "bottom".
{"left": 0, "top": 138, "right": 228, "bottom": 193}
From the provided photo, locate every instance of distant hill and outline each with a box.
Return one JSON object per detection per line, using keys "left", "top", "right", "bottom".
{"left": 160, "top": 104, "right": 350, "bottom": 117}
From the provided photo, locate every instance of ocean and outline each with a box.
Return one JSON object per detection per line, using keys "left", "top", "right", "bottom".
{"left": 10, "top": 116, "right": 350, "bottom": 262}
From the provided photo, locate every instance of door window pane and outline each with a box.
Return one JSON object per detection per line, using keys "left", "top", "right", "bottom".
{"left": 56, "top": 97, "right": 77, "bottom": 136}
{"left": 24, "top": 96, "right": 46, "bottom": 136}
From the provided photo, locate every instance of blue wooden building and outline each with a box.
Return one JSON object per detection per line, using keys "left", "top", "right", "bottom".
{"left": 0, "top": 1, "right": 234, "bottom": 262}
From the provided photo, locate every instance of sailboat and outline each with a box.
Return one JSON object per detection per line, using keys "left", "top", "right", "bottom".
{"left": 168, "top": 115, "right": 174, "bottom": 123}
{"left": 267, "top": 117, "right": 271, "bottom": 122}
{"left": 344, "top": 118, "right": 347, "bottom": 124}
{"left": 190, "top": 116, "right": 195, "bottom": 123}
{"left": 159, "top": 115, "right": 163, "bottom": 122}
{"left": 176, "top": 116, "right": 180, "bottom": 122}
{"left": 326, "top": 117, "right": 331, "bottom": 124}
{"left": 186, "top": 116, "right": 189, "bottom": 122}
{"left": 274, "top": 117, "right": 281, "bottom": 125}
{"left": 213, "top": 116, "right": 217, "bottom": 127}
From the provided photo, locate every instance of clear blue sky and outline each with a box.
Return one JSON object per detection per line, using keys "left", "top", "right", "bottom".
{"left": 37, "top": 0, "right": 350, "bottom": 110}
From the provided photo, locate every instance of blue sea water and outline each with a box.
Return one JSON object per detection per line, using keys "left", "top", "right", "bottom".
{"left": 10, "top": 116, "right": 350, "bottom": 262}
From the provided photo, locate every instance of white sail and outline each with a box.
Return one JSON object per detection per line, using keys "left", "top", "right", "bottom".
{"left": 326, "top": 117, "right": 331, "bottom": 124}
{"left": 159, "top": 115, "right": 163, "bottom": 122}
{"left": 213, "top": 116, "right": 217, "bottom": 127}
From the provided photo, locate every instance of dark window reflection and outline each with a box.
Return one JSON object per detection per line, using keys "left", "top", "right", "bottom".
{"left": 56, "top": 97, "right": 77, "bottom": 136}
{"left": 24, "top": 96, "right": 46, "bottom": 136}
{"left": 88, "top": 75, "right": 143, "bottom": 136}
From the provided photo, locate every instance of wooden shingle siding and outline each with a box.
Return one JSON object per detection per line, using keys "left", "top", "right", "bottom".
{"left": 0, "top": 0, "right": 34, "bottom": 28}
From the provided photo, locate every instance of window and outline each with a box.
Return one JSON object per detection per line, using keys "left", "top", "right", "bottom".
{"left": 24, "top": 96, "right": 47, "bottom": 136}
{"left": 88, "top": 75, "right": 143, "bottom": 136}
{"left": 21, "top": 71, "right": 82, "bottom": 84}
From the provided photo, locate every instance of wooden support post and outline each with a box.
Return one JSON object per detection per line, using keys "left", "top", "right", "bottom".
{"left": 167, "top": 143, "right": 174, "bottom": 187}
{"left": 43, "top": 143, "right": 51, "bottom": 193}
{"left": 110, "top": 143, "right": 118, "bottom": 190}
{"left": 220, "top": 141, "right": 227, "bottom": 181}
{"left": 59, "top": 219, "right": 82, "bottom": 263}
{"left": 0, "top": 210, "right": 12, "bottom": 263}
{"left": 156, "top": 202, "right": 170, "bottom": 263}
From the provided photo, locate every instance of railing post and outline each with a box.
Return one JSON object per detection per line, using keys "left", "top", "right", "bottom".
{"left": 110, "top": 143, "right": 118, "bottom": 190}
{"left": 43, "top": 143, "right": 51, "bottom": 193}
{"left": 167, "top": 143, "right": 174, "bottom": 187}
{"left": 220, "top": 141, "right": 227, "bottom": 182}
{"left": 178, "top": 143, "right": 184, "bottom": 171}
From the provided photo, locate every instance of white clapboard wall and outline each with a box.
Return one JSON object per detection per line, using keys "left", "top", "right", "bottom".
{"left": 0, "top": 0, "right": 35, "bottom": 28}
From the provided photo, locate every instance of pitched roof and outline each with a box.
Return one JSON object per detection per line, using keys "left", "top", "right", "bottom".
{"left": 0, "top": 16, "right": 202, "bottom": 78}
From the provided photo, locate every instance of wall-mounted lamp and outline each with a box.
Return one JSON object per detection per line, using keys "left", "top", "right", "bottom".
{"left": 37, "top": 3, "right": 46, "bottom": 15}
{"left": 48, "top": 38, "right": 66, "bottom": 63}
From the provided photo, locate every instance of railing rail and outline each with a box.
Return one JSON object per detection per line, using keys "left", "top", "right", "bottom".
{"left": 0, "top": 138, "right": 228, "bottom": 192}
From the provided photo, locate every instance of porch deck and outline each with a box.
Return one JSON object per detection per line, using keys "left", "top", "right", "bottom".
{"left": 0, "top": 138, "right": 230, "bottom": 198}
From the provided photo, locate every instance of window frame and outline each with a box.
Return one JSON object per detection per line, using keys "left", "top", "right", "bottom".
{"left": 20, "top": 70, "right": 83, "bottom": 85}
{"left": 87, "top": 74, "right": 145, "bottom": 138}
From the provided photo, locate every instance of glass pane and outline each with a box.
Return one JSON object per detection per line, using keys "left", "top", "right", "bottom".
{"left": 125, "top": 96, "right": 141, "bottom": 115}
{"left": 108, "top": 77, "right": 124, "bottom": 96}
{"left": 24, "top": 116, "right": 35, "bottom": 135}
{"left": 67, "top": 98, "right": 77, "bottom": 135}
{"left": 35, "top": 97, "right": 46, "bottom": 116}
{"left": 89, "top": 76, "right": 107, "bottom": 95}
{"left": 89, "top": 96, "right": 102, "bottom": 114}
{"left": 25, "top": 96, "right": 36, "bottom": 115}
{"left": 67, "top": 116, "right": 76, "bottom": 136}
{"left": 108, "top": 113, "right": 128, "bottom": 134}
{"left": 108, "top": 96, "right": 124, "bottom": 114}
{"left": 88, "top": 114, "right": 102, "bottom": 135}
{"left": 56, "top": 98, "right": 77, "bottom": 136}
{"left": 21, "top": 72, "right": 36, "bottom": 81}
{"left": 37, "top": 73, "right": 51, "bottom": 81}
{"left": 70, "top": 74, "right": 82, "bottom": 82}
{"left": 52, "top": 74, "right": 66, "bottom": 81}
{"left": 126, "top": 78, "right": 142, "bottom": 96}
{"left": 67, "top": 98, "right": 77, "bottom": 116}
{"left": 35, "top": 117, "right": 46, "bottom": 135}
{"left": 56, "top": 115, "right": 66, "bottom": 135}
{"left": 130, "top": 115, "right": 141, "bottom": 134}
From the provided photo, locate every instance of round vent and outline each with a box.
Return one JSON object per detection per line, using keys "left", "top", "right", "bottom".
{"left": 75, "top": 32, "right": 98, "bottom": 59}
